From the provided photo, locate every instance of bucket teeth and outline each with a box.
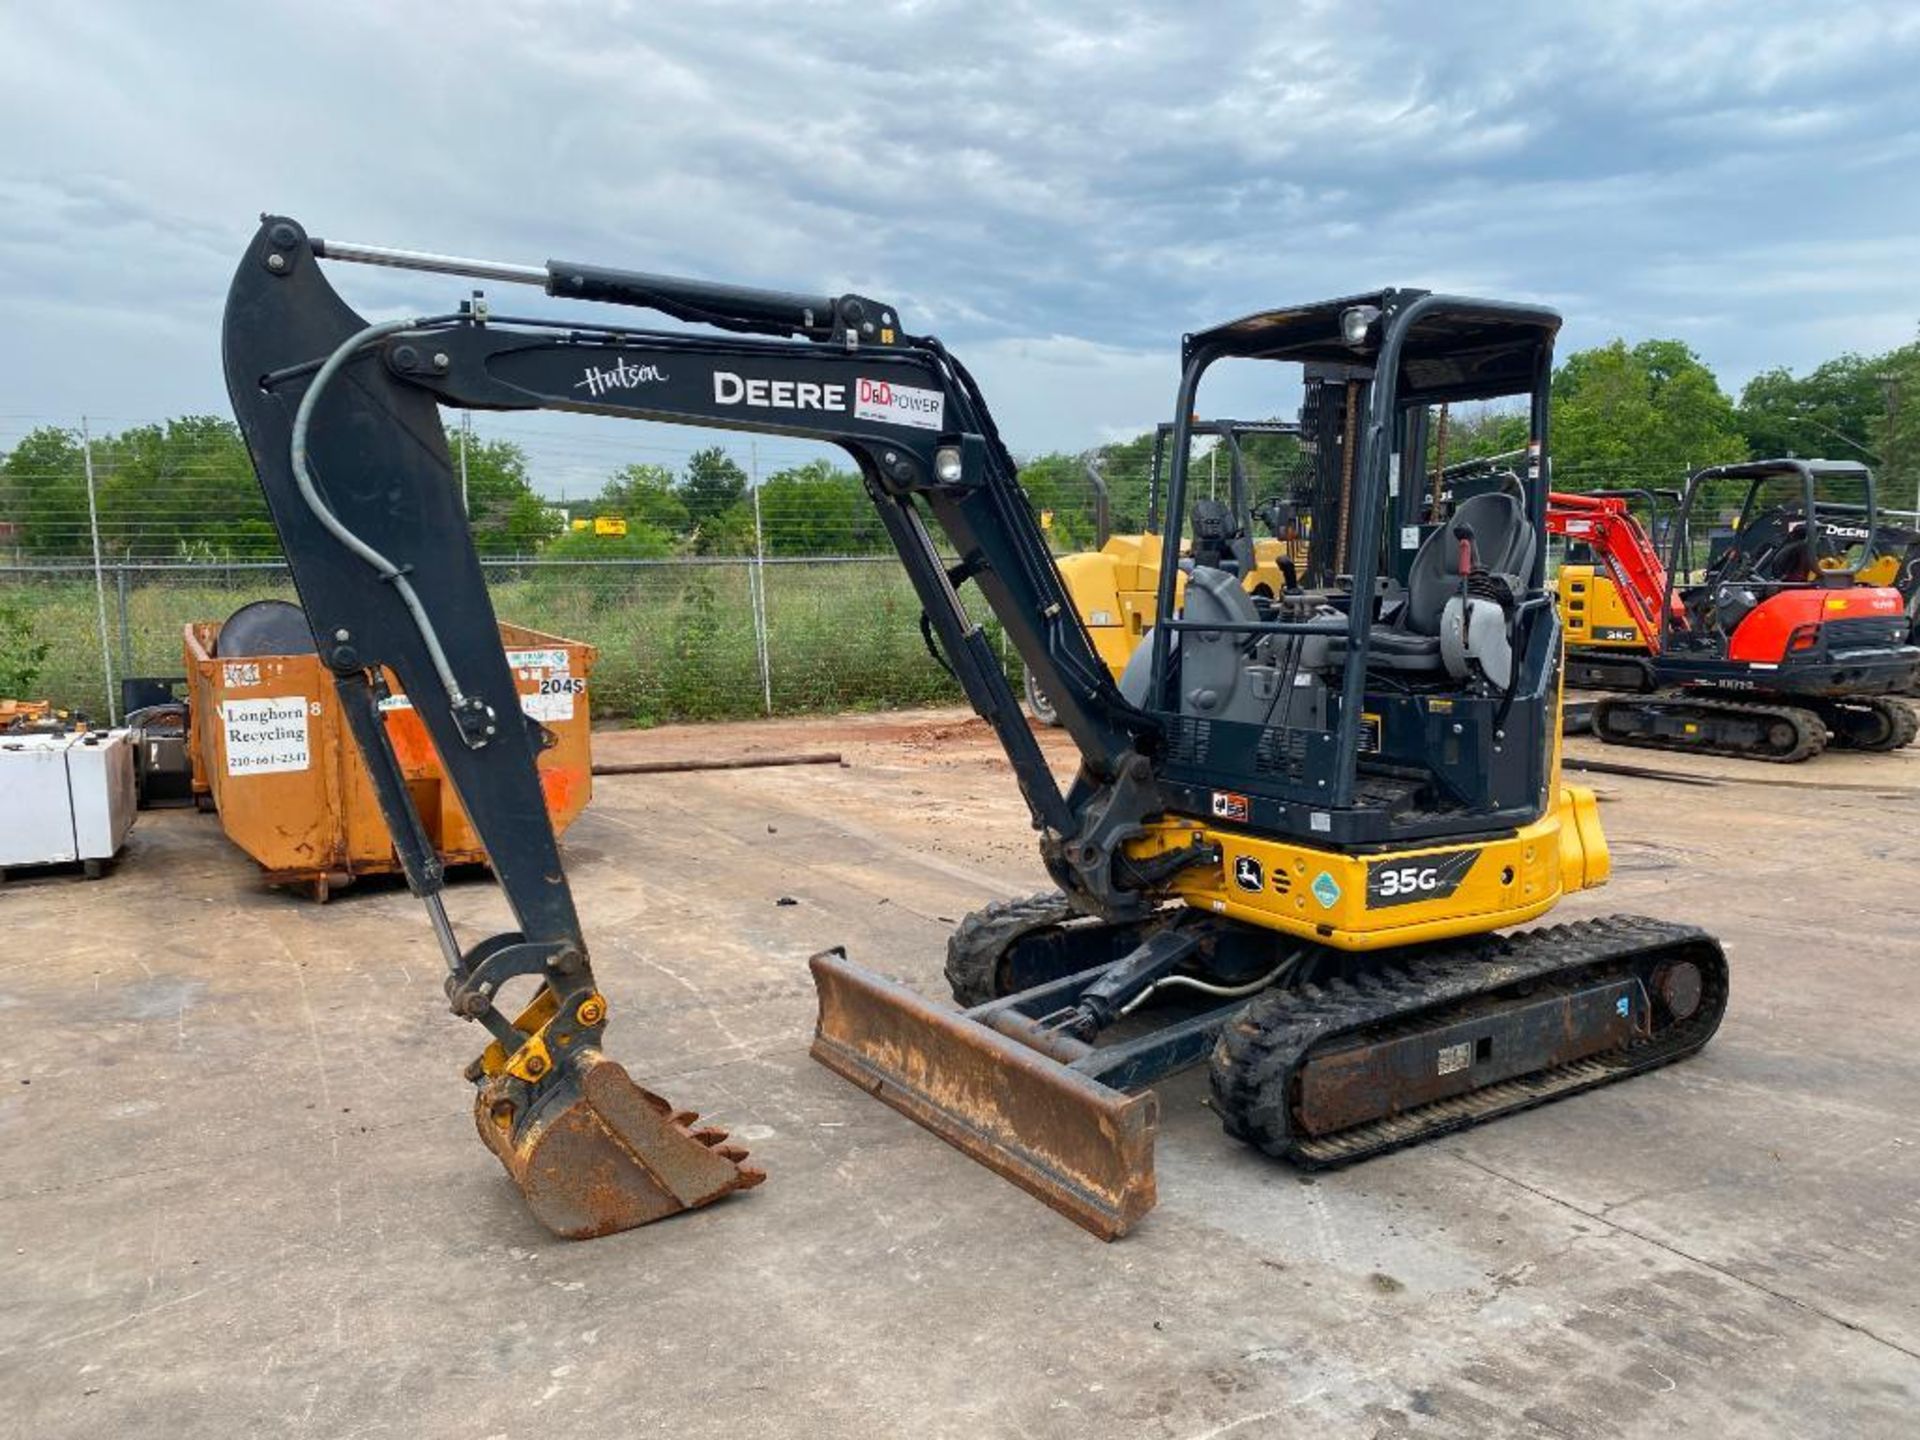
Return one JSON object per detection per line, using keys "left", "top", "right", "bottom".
{"left": 474, "top": 1049, "right": 763, "bottom": 1239}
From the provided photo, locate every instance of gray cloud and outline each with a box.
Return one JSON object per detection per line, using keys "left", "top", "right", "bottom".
{"left": 1, "top": 0, "right": 1915, "bottom": 479}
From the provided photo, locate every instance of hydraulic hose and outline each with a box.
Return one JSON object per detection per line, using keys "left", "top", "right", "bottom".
{"left": 1118, "top": 953, "right": 1302, "bottom": 1016}
{"left": 288, "top": 314, "right": 476, "bottom": 721}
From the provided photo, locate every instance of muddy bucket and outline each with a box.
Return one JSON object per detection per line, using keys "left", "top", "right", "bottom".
{"left": 474, "top": 1049, "right": 765, "bottom": 1240}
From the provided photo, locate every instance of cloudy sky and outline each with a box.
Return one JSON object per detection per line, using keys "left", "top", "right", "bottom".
{"left": 2, "top": 0, "right": 1916, "bottom": 487}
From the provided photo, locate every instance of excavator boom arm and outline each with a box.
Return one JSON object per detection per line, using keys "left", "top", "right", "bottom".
{"left": 1548, "top": 490, "right": 1675, "bottom": 649}
{"left": 221, "top": 215, "right": 1174, "bottom": 1238}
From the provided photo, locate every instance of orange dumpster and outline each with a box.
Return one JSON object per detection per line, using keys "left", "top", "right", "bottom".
{"left": 185, "top": 617, "right": 596, "bottom": 900}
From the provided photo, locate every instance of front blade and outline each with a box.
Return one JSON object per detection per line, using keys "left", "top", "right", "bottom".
{"left": 475, "top": 1050, "right": 765, "bottom": 1239}
{"left": 808, "top": 949, "right": 1157, "bottom": 1239}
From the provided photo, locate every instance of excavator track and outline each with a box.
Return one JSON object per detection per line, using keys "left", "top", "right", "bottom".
{"left": 945, "top": 892, "right": 1080, "bottom": 1005}
{"left": 1591, "top": 692, "right": 1828, "bottom": 762}
{"left": 1209, "top": 915, "right": 1727, "bottom": 1168}
{"left": 946, "top": 891, "right": 1165, "bottom": 1005}
{"left": 1812, "top": 694, "right": 1919, "bottom": 752}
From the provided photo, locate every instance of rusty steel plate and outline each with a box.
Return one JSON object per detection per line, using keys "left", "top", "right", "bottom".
{"left": 808, "top": 949, "right": 1157, "bottom": 1240}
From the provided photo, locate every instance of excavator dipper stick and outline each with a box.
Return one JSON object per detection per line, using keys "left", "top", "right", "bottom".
{"left": 223, "top": 219, "right": 763, "bottom": 1238}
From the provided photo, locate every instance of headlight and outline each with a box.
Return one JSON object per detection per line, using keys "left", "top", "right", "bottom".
{"left": 934, "top": 446, "right": 965, "bottom": 484}
{"left": 1340, "top": 304, "right": 1382, "bottom": 347}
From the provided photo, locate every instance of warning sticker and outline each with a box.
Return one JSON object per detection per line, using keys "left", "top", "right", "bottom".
{"left": 1436, "top": 1041, "right": 1471, "bottom": 1076}
{"left": 1211, "top": 790, "right": 1251, "bottom": 823}
{"left": 853, "top": 377, "right": 945, "bottom": 431}
{"left": 222, "top": 696, "right": 310, "bottom": 775}
{"left": 1358, "top": 711, "right": 1382, "bottom": 755}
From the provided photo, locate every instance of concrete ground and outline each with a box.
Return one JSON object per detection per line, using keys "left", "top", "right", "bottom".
{"left": 2, "top": 708, "right": 1918, "bottom": 1439}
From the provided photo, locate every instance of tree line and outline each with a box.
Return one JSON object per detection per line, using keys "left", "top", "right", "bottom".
{"left": 2, "top": 330, "right": 1915, "bottom": 562}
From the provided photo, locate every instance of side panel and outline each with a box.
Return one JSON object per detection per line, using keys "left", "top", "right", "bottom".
{"left": 1559, "top": 565, "right": 1647, "bottom": 650}
{"left": 1727, "top": 586, "right": 1906, "bottom": 662}
{"left": 1125, "top": 787, "right": 1602, "bottom": 953}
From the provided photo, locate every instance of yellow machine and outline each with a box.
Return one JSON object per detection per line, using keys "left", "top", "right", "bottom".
{"left": 1030, "top": 419, "right": 1308, "bottom": 721}
{"left": 231, "top": 220, "right": 1731, "bottom": 1244}
{"left": 1556, "top": 562, "right": 1649, "bottom": 650}
{"left": 1053, "top": 532, "right": 1175, "bottom": 682}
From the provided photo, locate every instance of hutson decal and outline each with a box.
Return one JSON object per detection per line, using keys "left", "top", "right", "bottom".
{"left": 575, "top": 357, "right": 669, "bottom": 398}
{"left": 1364, "top": 849, "right": 1478, "bottom": 908}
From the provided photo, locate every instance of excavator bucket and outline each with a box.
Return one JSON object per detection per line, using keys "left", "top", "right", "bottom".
{"left": 473, "top": 1052, "right": 765, "bottom": 1239}
{"left": 808, "top": 950, "right": 1158, "bottom": 1239}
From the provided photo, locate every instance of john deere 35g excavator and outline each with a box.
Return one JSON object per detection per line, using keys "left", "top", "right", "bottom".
{"left": 224, "top": 216, "right": 1728, "bottom": 1241}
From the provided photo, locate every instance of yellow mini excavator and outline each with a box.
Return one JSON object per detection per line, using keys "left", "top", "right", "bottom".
{"left": 224, "top": 217, "right": 1728, "bottom": 1241}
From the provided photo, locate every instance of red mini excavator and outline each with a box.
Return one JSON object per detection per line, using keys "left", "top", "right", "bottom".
{"left": 1548, "top": 460, "right": 1918, "bottom": 761}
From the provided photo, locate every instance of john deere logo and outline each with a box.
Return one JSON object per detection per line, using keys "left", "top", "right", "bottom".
{"left": 1311, "top": 871, "right": 1342, "bottom": 909}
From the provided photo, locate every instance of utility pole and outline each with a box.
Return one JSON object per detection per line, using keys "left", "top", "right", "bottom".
{"left": 81, "top": 417, "right": 116, "bottom": 723}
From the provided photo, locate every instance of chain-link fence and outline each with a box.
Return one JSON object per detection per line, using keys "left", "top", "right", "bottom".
{"left": 7, "top": 412, "right": 1917, "bottom": 722}
{"left": 0, "top": 556, "right": 1021, "bottom": 724}
{"left": 0, "top": 413, "right": 1056, "bottom": 722}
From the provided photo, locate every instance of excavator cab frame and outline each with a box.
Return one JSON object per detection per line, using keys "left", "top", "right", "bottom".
{"left": 1669, "top": 459, "right": 1875, "bottom": 610}
{"left": 1141, "top": 293, "right": 1563, "bottom": 848}
{"left": 1656, "top": 459, "right": 1900, "bottom": 670}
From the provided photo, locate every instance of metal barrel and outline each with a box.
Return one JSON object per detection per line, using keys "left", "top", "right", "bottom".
{"left": 808, "top": 949, "right": 1158, "bottom": 1240}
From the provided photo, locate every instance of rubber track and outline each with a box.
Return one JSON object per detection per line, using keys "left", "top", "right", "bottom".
{"left": 945, "top": 891, "right": 1079, "bottom": 1005}
{"left": 1818, "top": 695, "right": 1919, "bottom": 752}
{"left": 1591, "top": 693, "right": 1828, "bottom": 763}
{"left": 1208, "top": 914, "right": 1729, "bottom": 1168}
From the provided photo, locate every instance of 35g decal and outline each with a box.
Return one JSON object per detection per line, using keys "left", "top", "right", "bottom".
{"left": 1364, "top": 850, "right": 1478, "bottom": 908}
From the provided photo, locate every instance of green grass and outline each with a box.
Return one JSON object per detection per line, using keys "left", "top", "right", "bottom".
{"left": 0, "top": 562, "right": 1014, "bottom": 724}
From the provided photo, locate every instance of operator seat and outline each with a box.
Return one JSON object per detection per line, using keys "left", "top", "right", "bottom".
{"left": 1191, "top": 498, "right": 1255, "bottom": 578}
{"left": 1760, "top": 523, "right": 1817, "bottom": 582}
{"left": 1310, "top": 491, "right": 1536, "bottom": 683}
